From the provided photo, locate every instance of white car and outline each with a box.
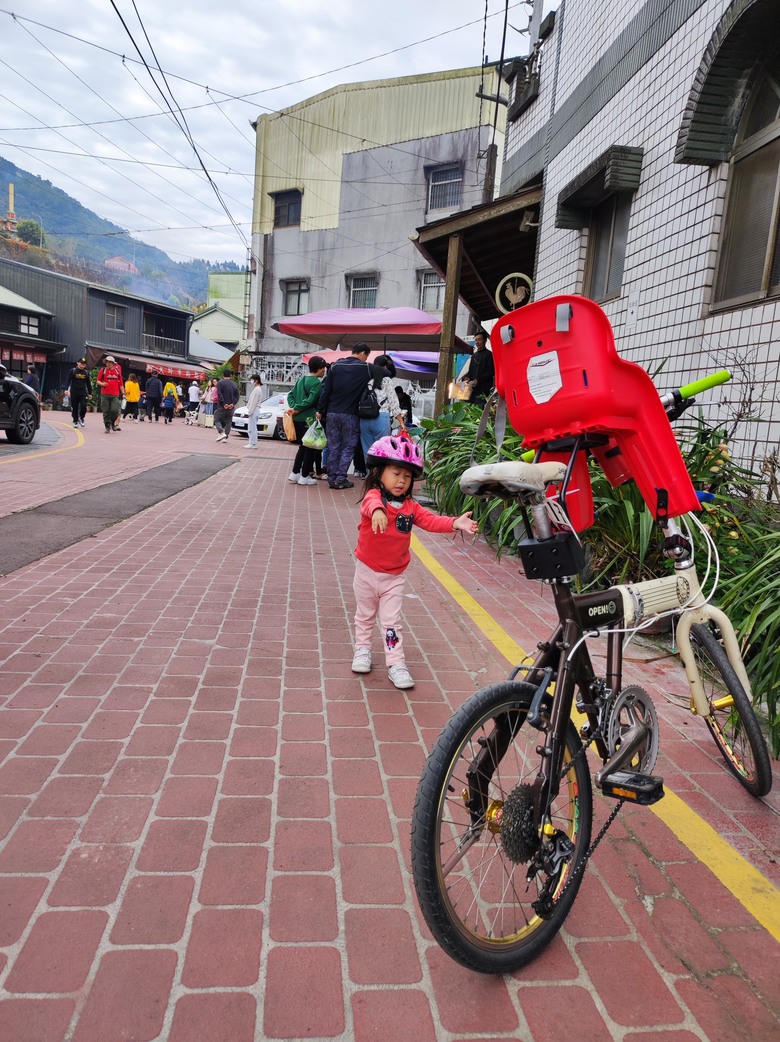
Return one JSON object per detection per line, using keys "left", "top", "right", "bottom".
{"left": 231, "top": 393, "right": 288, "bottom": 439}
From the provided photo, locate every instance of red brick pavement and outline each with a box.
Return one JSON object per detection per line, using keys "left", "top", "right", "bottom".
{"left": 0, "top": 416, "right": 778, "bottom": 1041}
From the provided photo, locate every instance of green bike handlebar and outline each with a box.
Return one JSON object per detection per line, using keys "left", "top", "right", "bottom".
{"left": 677, "top": 369, "right": 732, "bottom": 399}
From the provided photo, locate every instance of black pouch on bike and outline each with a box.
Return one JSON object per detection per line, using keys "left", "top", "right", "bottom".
{"left": 518, "top": 532, "right": 585, "bottom": 579}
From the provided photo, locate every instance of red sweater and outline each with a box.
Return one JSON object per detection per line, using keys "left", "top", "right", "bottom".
{"left": 355, "top": 489, "right": 456, "bottom": 575}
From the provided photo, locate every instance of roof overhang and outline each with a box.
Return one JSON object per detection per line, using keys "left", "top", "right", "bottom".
{"left": 84, "top": 346, "right": 208, "bottom": 379}
{"left": 411, "top": 186, "right": 542, "bottom": 321}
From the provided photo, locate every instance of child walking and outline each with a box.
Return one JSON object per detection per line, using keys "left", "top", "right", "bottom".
{"left": 352, "top": 435, "right": 478, "bottom": 690}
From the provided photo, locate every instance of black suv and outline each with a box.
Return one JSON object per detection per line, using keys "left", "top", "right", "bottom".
{"left": 0, "top": 363, "right": 40, "bottom": 444}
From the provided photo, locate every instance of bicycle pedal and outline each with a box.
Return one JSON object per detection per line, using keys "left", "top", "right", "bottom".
{"left": 598, "top": 770, "right": 665, "bottom": 806}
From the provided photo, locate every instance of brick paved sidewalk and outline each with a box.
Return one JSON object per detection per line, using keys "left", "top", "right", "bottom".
{"left": 0, "top": 420, "right": 777, "bottom": 1042}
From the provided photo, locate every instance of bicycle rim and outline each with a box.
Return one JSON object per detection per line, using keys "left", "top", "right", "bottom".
{"left": 690, "top": 623, "right": 772, "bottom": 797}
{"left": 411, "top": 682, "right": 592, "bottom": 973}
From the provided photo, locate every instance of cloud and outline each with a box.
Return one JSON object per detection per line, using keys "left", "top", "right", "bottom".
{"left": 0, "top": 1, "right": 538, "bottom": 267}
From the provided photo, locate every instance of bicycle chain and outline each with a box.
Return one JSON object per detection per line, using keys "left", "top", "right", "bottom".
{"left": 532, "top": 728, "right": 624, "bottom": 919}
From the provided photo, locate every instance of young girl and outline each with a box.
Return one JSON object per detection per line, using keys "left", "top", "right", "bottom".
{"left": 352, "top": 435, "right": 478, "bottom": 690}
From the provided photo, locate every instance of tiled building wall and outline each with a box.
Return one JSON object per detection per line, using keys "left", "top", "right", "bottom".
{"left": 504, "top": 0, "right": 779, "bottom": 468}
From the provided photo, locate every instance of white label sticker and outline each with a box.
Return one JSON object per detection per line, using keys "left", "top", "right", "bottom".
{"left": 526, "top": 351, "right": 562, "bottom": 404}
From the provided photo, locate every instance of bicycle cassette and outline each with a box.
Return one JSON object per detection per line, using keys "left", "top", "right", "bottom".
{"left": 606, "top": 685, "right": 659, "bottom": 774}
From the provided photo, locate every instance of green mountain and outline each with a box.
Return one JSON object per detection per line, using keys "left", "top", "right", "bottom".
{"left": 0, "top": 156, "right": 244, "bottom": 307}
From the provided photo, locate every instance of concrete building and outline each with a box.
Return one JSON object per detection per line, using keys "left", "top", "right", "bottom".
{"left": 416, "top": 0, "right": 779, "bottom": 465}
{"left": 191, "top": 272, "right": 248, "bottom": 351}
{"left": 248, "top": 65, "right": 508, "bottom": 384}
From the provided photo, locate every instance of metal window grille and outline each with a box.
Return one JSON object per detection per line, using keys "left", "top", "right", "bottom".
{"left": 349, "top": 275, "right": 378, "bottom": 308}
{"left": 428, "top": 166, "right": 462, "bottom": 210}
{"left": 283, "top": 281, "right": 309, "bottom": 316}
{"left": 420, "top": 271, "right": 445, "bottom": 311}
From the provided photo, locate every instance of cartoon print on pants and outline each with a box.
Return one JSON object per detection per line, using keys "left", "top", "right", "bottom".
{"left": 385, "top": 628, "right": 400, "bottom": 650}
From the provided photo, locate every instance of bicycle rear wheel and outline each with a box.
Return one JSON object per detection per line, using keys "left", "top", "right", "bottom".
{"left": 690, "top": 623, "right": 771, "bottom": 797}
{"left": 411, "top": 681, "right": 592, "bottom": 974}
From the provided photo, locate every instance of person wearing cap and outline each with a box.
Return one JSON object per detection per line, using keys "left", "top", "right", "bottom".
{"left": 66, "top": 358, "right": 92, "bottom": 428}
{"left": 96, "top": 355, "right": 124, "bottom": 433}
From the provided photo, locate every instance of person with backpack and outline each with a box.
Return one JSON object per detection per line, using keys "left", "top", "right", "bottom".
{"left": 285, "top": 356, "right": 327, "bottom": 482}
{"left": 145, "top": 370, "right": 163, "bottom": 422}
{"left": 66, "top": 357, "right": 92, "bottom": 428}
{"left": 316, "top": 343, "right": 385, "bottom": 490}
{"left": 96, "top": 355, "right": 124, "bottom": 434}
{"left": 161, "top": 379, "right": 179, "bottom": 424}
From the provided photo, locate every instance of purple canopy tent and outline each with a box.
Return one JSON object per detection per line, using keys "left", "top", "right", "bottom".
{"left": 302, "top": 348, "right": 440, "bottom": 378}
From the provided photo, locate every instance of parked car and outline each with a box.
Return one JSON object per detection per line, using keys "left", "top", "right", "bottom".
{"left": 0, "top": 363, "right": 40, "bottom": 444}
{"left": 231, "top": 393, "right": 288, "bottom": 439}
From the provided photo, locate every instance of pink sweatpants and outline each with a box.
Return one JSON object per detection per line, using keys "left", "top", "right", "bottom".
{"left": 353, "top": 559, "right": 406, "bottom": 666}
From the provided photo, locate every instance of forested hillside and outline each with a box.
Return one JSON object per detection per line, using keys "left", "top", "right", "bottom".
{"left": 0, "top": 156, "right": 243, "bottom": 307}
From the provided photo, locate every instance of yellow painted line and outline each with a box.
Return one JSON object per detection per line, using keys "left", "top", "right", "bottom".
{"left": 651, "top": 790, "right": 780, "bottom": 939}
{"left": 0, "top": 419, "right": 84, "bottom": 465}
{"left": 410, "top": 533, "right": 780, "bottom": 942}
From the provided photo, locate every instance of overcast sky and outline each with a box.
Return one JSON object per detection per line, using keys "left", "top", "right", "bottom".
{"left": 0, "top": 1, "right": 549, "bottom": 270}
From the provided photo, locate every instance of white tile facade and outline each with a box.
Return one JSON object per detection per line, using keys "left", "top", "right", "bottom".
{"left": 504, "top": 0, "right": 779, "bottom": 467}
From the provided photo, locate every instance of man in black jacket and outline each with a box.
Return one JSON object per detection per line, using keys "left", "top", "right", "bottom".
{"left": 466, "top": 330, "right": 495, "bottom": 406}
{"left": 66, "top": 358, "right": 92, "bottom": 428}
{"left": 215, "top": 373, "right": 240, "bottom": 443}
{"left": 144, "top": 371, "right": 164, "bottom": 422}
{"left": 316, "top": 343, "right": 384, "bottom": 489}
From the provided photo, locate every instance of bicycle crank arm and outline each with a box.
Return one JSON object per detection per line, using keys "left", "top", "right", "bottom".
{"left": 594, "top": 721, "right": 651, "bottom": 787}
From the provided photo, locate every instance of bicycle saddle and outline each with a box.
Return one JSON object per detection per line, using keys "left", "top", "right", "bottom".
{"left": 460, "top": 460, "right": 567, "bottom": 496}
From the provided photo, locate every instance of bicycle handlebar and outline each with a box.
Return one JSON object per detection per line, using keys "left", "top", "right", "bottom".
{"left": 677, "top": 369, "right": 731, "bottom": 400}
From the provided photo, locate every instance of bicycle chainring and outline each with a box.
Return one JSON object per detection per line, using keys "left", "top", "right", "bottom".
{"left": 606, "top": 685, "right": 659, "bottom": 773}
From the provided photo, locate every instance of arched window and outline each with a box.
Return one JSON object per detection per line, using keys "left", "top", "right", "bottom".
{"left": 715, "top": 50, "right": 780, "bottom": 306}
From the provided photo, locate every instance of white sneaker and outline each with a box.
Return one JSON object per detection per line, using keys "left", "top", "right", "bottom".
{"left": 216, "top": 433, "right": 227, "bottom": 442}
{"left": 298, "top": 476, "right": 317, "bottom": 485}
{"left": 351, "top": 648, "right": 372, "bottom": 673}
{"left": 288, "top": 471, "right": 300, "bottom": 483}
{"left": 388, "top": 664, "right": 414, "bottom": 689}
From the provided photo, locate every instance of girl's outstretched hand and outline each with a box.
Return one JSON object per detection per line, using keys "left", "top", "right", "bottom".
{"left": 453, "top": 511, "right": 478, "bottom": 535}
{"left": 372, "top": 509, "right": 388, "bottom": 534}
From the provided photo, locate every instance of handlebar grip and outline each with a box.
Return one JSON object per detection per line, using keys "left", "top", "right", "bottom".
{"left": 678, "top": 369, "right": 731, "bottom": 399}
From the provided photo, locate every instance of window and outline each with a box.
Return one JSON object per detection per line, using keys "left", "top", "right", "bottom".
{"left": 19, "top": 315, "right": 39, "bottom": 336}
{"left": 273, "top": 190, "right": 302, "bottom": 228}
{"left": 428, "top": 165, "right": 462, "bottom": 210}
{"left": 584, "top": 194, "right": 632, "bottom": 303}
{"left": 714, "top": 56, "right": 780, "bottom": 307}
{"left": 419, "top": 271, "right": 446, "bottom": 311}
{"left": 349, "top": 274, "right": 378, "bottom": 309}
{"left": 105, "top": 303, "right": 126, "bottom": 332}
{"left": 282, "top": 280, "right": 309, "bottom": 316}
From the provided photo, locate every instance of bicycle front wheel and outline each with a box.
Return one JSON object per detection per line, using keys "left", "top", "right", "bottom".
{"left": 411, "top": 682, "right": 593, "bottom": 974}
{"left": 690, "top": 623, "right": 772, "bottom": 797}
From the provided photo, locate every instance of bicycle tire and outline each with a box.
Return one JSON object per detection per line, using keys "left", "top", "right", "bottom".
{"left": 690, "top": 623, "right": 772, "bottom": 797}
{"left": 411, "top": 681, "right": 593, "bottom": 974}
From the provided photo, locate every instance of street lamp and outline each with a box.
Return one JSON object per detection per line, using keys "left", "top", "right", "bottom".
{"left": 31, "top": 213, "right": 44, "bottom": 248}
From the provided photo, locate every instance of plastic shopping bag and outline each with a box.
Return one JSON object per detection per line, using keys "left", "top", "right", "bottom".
{"left": 302, "top": 419, "right": 327, "bottom": 450}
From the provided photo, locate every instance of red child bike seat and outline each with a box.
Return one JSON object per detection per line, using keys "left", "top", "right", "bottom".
{"left": 490, "top": 294, "right": 699, "bottom": 531}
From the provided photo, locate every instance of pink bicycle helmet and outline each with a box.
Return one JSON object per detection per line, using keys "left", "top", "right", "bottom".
{"left": 367, "top": 435, "right": 424, "bottom": 478}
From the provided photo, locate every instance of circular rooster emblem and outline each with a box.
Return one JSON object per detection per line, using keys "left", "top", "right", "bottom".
{"left": 495, "top": 272, "right": 533, "bottom": 315}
